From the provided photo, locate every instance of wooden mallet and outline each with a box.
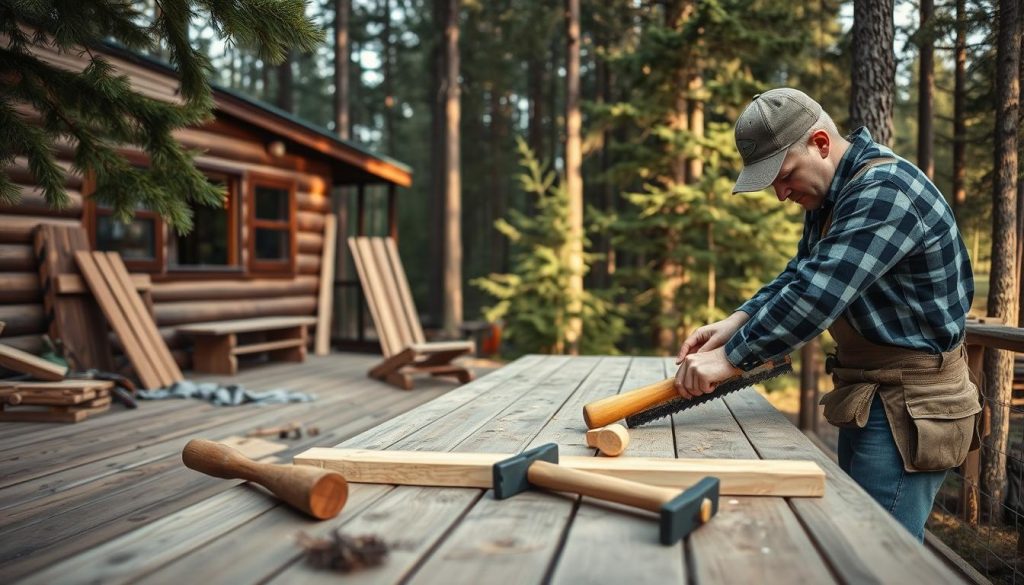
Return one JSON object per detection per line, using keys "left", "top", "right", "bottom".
{"left": 182, "top": 439, "right": 348, "bottom": 520}
{"left": 492, "top": 443, "right": 719, "bottom": 544}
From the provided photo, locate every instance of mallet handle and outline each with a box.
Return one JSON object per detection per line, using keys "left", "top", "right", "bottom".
{"left": 583, "top": 378, "right": 677, "bottom": 429}
{"left": 527, "top": 460, "right": 679, "bottom": 512}
{"left": 182, "top": 439, "right": 348, "bottom": 520}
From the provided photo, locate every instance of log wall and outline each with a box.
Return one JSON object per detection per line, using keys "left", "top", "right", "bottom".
{"left": 0, "top": 46, "right": 337, "bottom": 373}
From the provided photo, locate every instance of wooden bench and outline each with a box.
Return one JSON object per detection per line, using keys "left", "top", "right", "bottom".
{"left": 176, "top": 316, "right": 317, "bottom": 375}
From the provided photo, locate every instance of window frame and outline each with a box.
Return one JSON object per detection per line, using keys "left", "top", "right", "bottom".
{"left": 83, "top": 169, "right": 165, "bottom": 273}
{"left": 246, "top": 174, "right": 297, "bottom": 275}
{"left": 166, "top": 170, "right": 243, "bottom": 276}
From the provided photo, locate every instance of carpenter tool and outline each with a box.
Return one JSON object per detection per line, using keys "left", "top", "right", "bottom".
{"left": 182, "top": 438, "right": 348, "bottom": 520}
{"left": 585, "top": 423, "right": 630, "bottom": 457}
{"left": 493, "top": 443, "right": 719, "bottom": 544}
{"left": 583, "top": 357, "right": 792, "bottom": 429}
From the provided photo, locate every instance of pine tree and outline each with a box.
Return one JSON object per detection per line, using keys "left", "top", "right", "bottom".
{"left": 474, "top": 138, "right": 625, "bottom": 356}
{"left": 0, "top": 0, "right": 323, "bottom": 232}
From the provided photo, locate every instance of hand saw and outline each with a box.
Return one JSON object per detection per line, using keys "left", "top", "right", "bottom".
{"left": 583, "top": 356, "right": 792, "bottom": 429}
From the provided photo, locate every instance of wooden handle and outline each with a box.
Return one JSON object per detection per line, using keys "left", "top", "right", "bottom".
{"left": 583, "top": 378, "right": 677, "bottom": 429}
{"left": 527, "top": 460, "right": 679, "bottom": 512}
{"left": 585, "top": 424, "right": 630, "bottom": 457}
{"left": 182, "top": 439, "right": 348, "bottom": 520}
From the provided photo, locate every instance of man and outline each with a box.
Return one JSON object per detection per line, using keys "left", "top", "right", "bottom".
{"left": 674, "top": 88, "right": 979, "bottom": 540}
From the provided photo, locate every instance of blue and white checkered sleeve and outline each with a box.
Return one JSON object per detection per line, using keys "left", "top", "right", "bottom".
{"left": 724, "top": 183, "right": 925, "bottom": 370}
{"left": 735, "top": 254, "right": 801, "bottom": 318}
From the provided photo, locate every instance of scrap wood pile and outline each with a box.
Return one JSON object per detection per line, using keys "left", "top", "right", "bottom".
{"left": 0, "top": 343, "right": 116, "bottom": 423}
{"left": 0, "top": 224, "right": 183, "bottom": 423}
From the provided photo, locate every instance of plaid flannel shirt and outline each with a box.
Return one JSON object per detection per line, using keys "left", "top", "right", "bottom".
{"left": 724, "top": 127, "right": 974, "bottom": 371}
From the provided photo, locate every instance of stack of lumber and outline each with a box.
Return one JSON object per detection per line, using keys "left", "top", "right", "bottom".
{"left": 0, "top": 379, "right": 114, "bottom": 422}
{"left": 0, "top": 343, "right": 113, "bottom": 422}
{"left": 75, "top": 251, "right": 182, "bottom": 390}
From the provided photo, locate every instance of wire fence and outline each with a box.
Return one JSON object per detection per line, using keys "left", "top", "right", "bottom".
{"left": 929, "top": 351, "right": 1024, "bottom": 585}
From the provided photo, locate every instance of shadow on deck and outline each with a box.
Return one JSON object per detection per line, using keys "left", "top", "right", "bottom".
{"left": 0, "top": 353, "right": 493, "bottom": 583}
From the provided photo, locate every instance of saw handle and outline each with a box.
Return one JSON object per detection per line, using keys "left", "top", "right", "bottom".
{"left": 527, "top": 460, "right": 680, "bottom": 512}
{"left": 583, "top": 378, "right": 677, "bottom": 429}
{"left": 182, "top": 439, "right": 348, "bottom": 520}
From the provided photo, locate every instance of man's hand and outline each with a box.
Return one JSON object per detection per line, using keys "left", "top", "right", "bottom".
{"left": 674, "top": 346, "right": 743, "bottom": 399}
{"left": 675, "top": 311, "right": 750, "bottom": 364}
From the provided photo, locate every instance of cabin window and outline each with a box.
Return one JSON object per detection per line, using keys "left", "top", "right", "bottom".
{"left": 92, "top": 202, "right": 163, "bottom": 273}
{"left": 168, "top": 173, "right": 241, "bottom": 272}
{"left": 247, "top": 175, "right": 296, "bottom": 274}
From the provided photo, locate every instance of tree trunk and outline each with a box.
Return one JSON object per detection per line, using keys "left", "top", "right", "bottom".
{"left": 428, "top": 0, "right": 447, "bottom": 328}
{"left": 275, "top": 52, "right": 294, "bottom": 113}
{"left": 564, "top": 0, "right": 583, "bottom": 356}
{"left": 490, "top": 89, "right": 510, "bottom": 274}
{"left": 917, "top": 0, "right": 934, "bottom": 178}
{"left": 441, "top": 0, "right": 463, "bottom": 338}
{"left": 952, "top": 0, "right": 967, "bottom": 220}
{"left": 597, "top": 36, "right": 615, "bottom": 288}
{"left": 982, "top": 0, "right": 1021, "bottom": 517}
{"left": 528, "top": 57, "right": 546, "bottom": 165}
{"left": 334, "top": 0, "right": 350, "bottom": 140}
{"left": 657, "top": 0, "right": 691, "bottom": 354}
{"left": 382, "top": 0, "right": 396, "bottom": 156}
{"left": 850, "top": 0, "right": 895, "bottom": 146}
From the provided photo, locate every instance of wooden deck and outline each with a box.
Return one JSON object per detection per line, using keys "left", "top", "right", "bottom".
{"left": 0, "top": 354, "right": 970, "bottom": 584}
{"left": 0, "top": 353, "right": 474, "bottom": 583}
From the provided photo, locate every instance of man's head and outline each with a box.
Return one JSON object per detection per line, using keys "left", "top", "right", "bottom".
{"left": 733, "top": 88, "right": 846, "bottom": 210}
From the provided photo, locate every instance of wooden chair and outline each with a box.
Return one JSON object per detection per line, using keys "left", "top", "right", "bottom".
{"left": 348, "top": 236, "right": 474, "bottom": 390}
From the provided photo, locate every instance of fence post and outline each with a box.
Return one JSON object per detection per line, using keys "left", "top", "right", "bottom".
{"left": 961, "top": 343, "right": 985, "bottom": 526}
{"left": 798, "top": 337, "right": 820, "bottom": 432}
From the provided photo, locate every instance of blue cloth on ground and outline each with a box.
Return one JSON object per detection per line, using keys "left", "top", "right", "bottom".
{"left": 137, "top": 380, "right": 315, "bottom": 406}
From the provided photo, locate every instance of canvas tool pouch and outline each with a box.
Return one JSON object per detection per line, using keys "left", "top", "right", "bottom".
{"left": 819, "top": 316, "right": 982, "bottom": 472}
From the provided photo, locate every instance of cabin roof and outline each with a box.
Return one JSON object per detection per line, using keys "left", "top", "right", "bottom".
{"left": 100, "top": 42, "right": 412, "bottom": 188}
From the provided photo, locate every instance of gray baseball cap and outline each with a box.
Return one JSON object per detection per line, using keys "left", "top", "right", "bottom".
{"left": 733, "top": 88, "right": 823, "bottom": 194}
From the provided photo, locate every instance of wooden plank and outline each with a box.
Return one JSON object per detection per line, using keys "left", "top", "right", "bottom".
{"left": 385, "top": 237, "right": 427, "bottom": 344}
{"left": 0, "top": 408, "right": 87, "bottom": 423}
{"left": 263, "top": 355, "right": 590, "bottom": 585}
{"left": 392, "top": 356, "right": 601, "bottom": 584}
{"left": 34, "top": 224, "right": 113, "bottom": 371}
{"left": 54, "top": 273, "right": 151, "bottom": 295}
{"left": 315, "top": 214, "right": 336, "bottom": 355}
{"left": 103, "top": 252, "right": 183, "bottom": 384}
{"left": 724, "top": 388, "right": 963, "bottom": 584}
{"left": 12, "top": 375, "right": 448, "bottom": 584}
{"left": 295, "top": 450, "right": 823, "bottom": 497}
{"left": 91, "top": 252, "right": 175, "bottom": 388}
{"left": 73, "top": 251, "right": 163, "bottom": 390}
{"left": 966, "top": 323, "right": 1024, "bottom": 353}
{"left": 347, "top": 236, "right": 395, "bottom": 355}
{"left": 0, "top": 343, "right": 67, "bottom": 381}
{"left": 543, "top": 357, "right": 682, "bottom": 585}
{"left": 369, "top": 237, "right": 416, "bottom": 349}
{"left": 352, "top": 237, "right": 403, "bottom": 356}
{"left": 666, "top": 358, "right": 836, "bottom": 585}
{"left": 175, "top": 316, "right": 317, "bottom": 336}
{"left": 231, "top": 338, "right": 305, "bottom": 356}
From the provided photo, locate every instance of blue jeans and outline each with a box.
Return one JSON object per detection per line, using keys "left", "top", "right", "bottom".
{"left": 837, "top": 394, "right": 947, "bottom": 541}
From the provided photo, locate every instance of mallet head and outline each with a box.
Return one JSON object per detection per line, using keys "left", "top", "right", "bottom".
{"left": 492, "top": 443, "right": 559, "bottom": 499}
{"left": 660, "top": 476, "right": 719, "bottom": 544}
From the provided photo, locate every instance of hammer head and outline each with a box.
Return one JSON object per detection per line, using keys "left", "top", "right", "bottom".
{"left": 660, "top": 476, "right": 720, "bottom": 545}
{"left": 492, "top": 443, "right": 559, "bottom": 499}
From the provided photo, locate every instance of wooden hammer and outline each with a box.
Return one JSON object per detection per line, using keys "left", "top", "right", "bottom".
{"left": 182, "top": 439, "right": 348, "bottom": 520}
{"left": 492, "top": 443, "right": 719, "bottom": 544}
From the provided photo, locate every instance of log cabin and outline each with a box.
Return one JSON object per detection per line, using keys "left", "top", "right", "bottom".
{"left": 0, "top": 41, "right": 411, "bottom": 371}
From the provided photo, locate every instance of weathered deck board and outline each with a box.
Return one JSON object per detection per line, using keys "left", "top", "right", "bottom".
{"left": 546, "top": 357, "right": 687, "bottom": 585}
{"left": 668, "top": 358, "right": 835, "bottom": 585}
{"left": 1, "top": 353, "right": 466, "bottom": 583}
{"left": 724, "top": 388, "right": 961, "bottom": 585}
{"left": 3, "top": 354, "right": 966, "bottom": 584}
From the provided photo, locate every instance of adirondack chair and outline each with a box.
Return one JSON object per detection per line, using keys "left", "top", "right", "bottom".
{"left": 347, "top": 236, "right": 474, "bottom": 390}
